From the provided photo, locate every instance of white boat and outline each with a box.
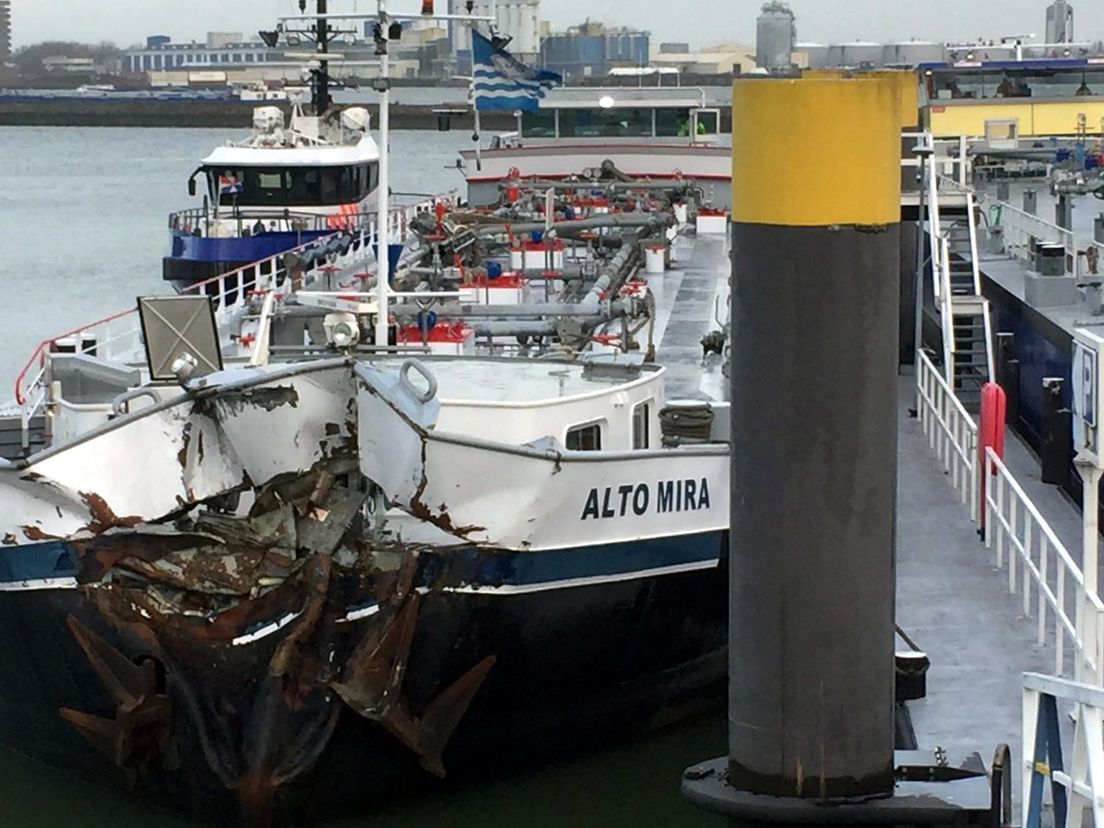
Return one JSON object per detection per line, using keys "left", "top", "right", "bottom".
{"left": 164, "top": 98, "right": 384, "bottom": 289}
{"left": 0, "top": 3, "right": 735, "bottom": 821}
{"left": 460, "top": 85, "right": 732, "bottom": 210}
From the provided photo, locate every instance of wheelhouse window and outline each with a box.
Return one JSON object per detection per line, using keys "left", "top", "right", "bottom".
{"left": 559, "top": 107, "right": 653, "bottom": 138}
{"left": 655, "top": 107, "right": 693, "bottom": 137}
{"left": 632, "top": 403, "right": 650, "bottom": 450}
{"left": 520, "top": 109, "right": 556, "bottom": 138}
{"left": 694, "top": 110, "right": 720, "bottom": 135}
{"left": 922, "top": 67, "right": 1104, "bottom": 103}
{"left": 206, "top": 163, "right": 379, "bottom": 207}
{"left": 566, "top": 422, "right": 603, "bottom": 451}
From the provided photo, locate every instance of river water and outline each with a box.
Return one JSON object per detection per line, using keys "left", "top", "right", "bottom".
{"left": 0, "top": 125, "right": 727, "bottom": 826}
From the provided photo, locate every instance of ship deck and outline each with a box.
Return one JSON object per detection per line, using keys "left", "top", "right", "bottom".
{"left": 896, "top": 372, "right": 1080, "bottom": 817}
{"left": 645, "top": 231, "right": 730, "bottom": 402}
{"left": 976, "top": 181, "right": 1104, "bottom": 340}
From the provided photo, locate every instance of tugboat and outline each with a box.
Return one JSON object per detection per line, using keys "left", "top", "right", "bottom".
{"left": 163, "top": 15, "right": 380, "bottom": 290}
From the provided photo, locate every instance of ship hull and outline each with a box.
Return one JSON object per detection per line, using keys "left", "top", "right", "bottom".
{"left": 0, "top": 533, "right": 727, "bottom": 823}
{"left": 162, "top": 229, "right": 333, "bottom": 290}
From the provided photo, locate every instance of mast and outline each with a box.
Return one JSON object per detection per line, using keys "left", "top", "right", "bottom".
{"left": 315, "top": 0, "right": 332, "bottom": 113}
{"left": 276, "top": 1, "right": 499, "bottom": 348}
{"left": 374, "top": 0, "right": 391, "bottom": 350}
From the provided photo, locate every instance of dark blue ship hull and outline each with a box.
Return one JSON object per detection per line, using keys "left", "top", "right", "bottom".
{"left": 0, "top": 533, "right": 729, "bottom": 823}
{"left": 163, "top": 229, "right": 333, "bottom": 289}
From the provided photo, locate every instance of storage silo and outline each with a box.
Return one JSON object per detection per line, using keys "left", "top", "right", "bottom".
{"left": 882, "top": 41, "right": 945, "bottom": 67}
{"left": 756, "top": 2, "right": 796, "bottom": 72}
{"left": 838, "top": 41, "right": 884, "bottom": 68}
{"left": 796, "top": 42, "right": 829, "bottom": 68}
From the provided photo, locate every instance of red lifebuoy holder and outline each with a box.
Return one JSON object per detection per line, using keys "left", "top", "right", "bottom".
{"left": 979, "top": 381, "right": 1008, "bottom": 531}
{"left": 505, "top": 167, "right": 521, "bottom": 203}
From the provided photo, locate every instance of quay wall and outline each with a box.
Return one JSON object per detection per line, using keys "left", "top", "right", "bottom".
{"left": 0, "top": 100, "right": 518, "bottom": 130}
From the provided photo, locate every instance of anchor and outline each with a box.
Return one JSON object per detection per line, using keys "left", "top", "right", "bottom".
{"left": 58, "top": 615, "right": 172, "bottom": 787}
{"left": 332, "top": 592, "right": 496, "bottom": 777}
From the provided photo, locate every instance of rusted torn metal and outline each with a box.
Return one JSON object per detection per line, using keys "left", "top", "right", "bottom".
{"left": 54, "top": 458, "right": 495, "bottom": 826}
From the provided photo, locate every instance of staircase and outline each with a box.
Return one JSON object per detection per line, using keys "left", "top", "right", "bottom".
{"left": 925, "top": 151, "right": 995, "bottom": 410}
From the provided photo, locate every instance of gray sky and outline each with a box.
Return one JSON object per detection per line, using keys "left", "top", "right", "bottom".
{"left": 10, "top": 1, "right": 1103, "bottom": 49}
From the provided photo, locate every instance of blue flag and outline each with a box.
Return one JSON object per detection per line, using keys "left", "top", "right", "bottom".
{"left": 472, "top": 30, "right": 561, "bottom": 112}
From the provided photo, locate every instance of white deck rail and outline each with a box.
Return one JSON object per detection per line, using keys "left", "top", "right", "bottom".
{"left": 916, "top": 353, "right": 1104, "bottom": 687}
{"left": 917, "top": 350, "right": 979, "bottom": 521}
{"left": 985, "top": 448, "right": 1104, "bottom": 683}
{"left": 1022, "top": 672, "right": 1104, "bottom": 828}
{"left": 996, "top": 202, "right": 1082, "bottom": 283}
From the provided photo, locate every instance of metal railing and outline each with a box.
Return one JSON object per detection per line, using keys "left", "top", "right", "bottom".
{"left": 13, "top": 196, "right": 447, "bottom": 431}
{"left": 916, "top": 350, "right": 979, "bottom": 520}
{"left": 984, "top": 448, "right": 1104, "bottom": 682}
{"left": 167, "top": 196, "right": 443, "bottom": 238}
{"left": 993, "top": 201, "right": 1081, "bottom": 282}
{"left": 1022, "top": 672, "right": 1104, "bottom": 828}
{"left": 924, "top": 146, "right": 958, "bottom": 378}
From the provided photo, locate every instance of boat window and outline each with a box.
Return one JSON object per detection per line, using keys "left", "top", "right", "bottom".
{"left": 520, "top": 109, "right": 556, "bottom": 138}
{"left": 566, "top": 422, "right": 603, "bottom": 451}
{"left": 655, "top": 108, "right": 693, "bottom": 137}
{"left": 206, "top": 163, "right": 378, "bottom": 207}
{"left": 694, "top": 110, "right": 720, "bottom": 135}
{"left": 924, "top": 67, "right": 1104, "bottom": 103}
{"left": 257, "top": 171, "right": 283, "bottom": 190}
{"left": 632, "top": 402, "right": 650, "bottom": 450}
{"left": 559, "top": 108, "right": 652, "bottom": 138}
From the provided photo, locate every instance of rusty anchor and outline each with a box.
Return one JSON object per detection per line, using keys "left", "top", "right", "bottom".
{"left": 332, "top": 592, "right": 496, "bottom": 777}
{"left": 58, "top": 615, "right": 172, "bottom": 786}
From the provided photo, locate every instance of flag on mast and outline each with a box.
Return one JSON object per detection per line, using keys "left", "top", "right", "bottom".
{"left": 472, "top": 30, "right": 562, "bottom": 112}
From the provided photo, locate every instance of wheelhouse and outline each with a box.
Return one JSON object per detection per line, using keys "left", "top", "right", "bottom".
{"left": 513, "top": 87, "right": 722, "bottom": 143}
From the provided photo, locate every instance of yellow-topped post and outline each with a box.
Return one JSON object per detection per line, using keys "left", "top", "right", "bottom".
{"left": 731, "top": 77, "right": 902, "bottom": 226}
{"left": 685, "top": 74, "right": 910, "bottom": 820}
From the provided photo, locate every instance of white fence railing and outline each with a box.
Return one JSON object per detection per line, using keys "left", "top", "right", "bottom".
{"left": 985, "top": 448, "right": 1104, "bottom": 683}
{"left": 917, "top": 351, "right": 979, "bottom": 521}
{"left": 915, "top": 350, "right": 1104, "bottom": 685}
{"left": 995, "top": 202, "right": 1081, "bottom": 282}
{"left": 1022, "top": 672, "right": 1104, "bottom": 828}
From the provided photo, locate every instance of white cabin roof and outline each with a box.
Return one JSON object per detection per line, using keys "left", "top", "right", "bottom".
{"left": 378, "top": 357, "right": 663, "bottom": 408}
{"left": 539, "top": 86, "right": 708, "bottom": 110}
{"left": 202, "top": 136, "right": 379, "bottom": 168}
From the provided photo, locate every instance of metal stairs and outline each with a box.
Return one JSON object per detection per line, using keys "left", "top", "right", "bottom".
{"left": 925, "top": 150, "right": 995, "bottom": 409}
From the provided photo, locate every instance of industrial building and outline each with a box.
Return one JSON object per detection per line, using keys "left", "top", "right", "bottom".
{"left": 1045, "top": 0, "right": 1074, "bottom": 44}
{"left": 127, "top": 23, "right": 451, "bottom": 86}
{"left": 539, "top": 21, "right": 650, "bottom": 81}
{"left": 651, "top": 42, "right": 758, "bottom": 77}
{"left": 755, "top": 2, "right": 795, "bottom": 73}
{"left": 124, "top": 34, "right": 280, "bottom": 74}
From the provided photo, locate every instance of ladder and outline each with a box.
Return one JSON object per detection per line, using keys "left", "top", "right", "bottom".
{"left": 925, "top": 145, "right": 995, "bottom": 409}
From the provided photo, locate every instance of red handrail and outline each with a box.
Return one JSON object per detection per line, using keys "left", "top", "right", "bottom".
{"left": 14, "top": 307, "right": 139, "bottom": 404}
{"left": 12, "top": 231, "right": 344, "bottom": 405}
{"left": 14, "top": 196, "right": 440, "bottom": 405}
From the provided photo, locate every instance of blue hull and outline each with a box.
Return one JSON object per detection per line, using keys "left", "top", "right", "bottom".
{"left": 163, "top": 228, "right": 333, "bottom": 287}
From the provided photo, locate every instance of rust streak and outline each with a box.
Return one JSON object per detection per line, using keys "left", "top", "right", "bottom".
{"left": 80, "top": 492, "right": 142, "bottom": 535}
